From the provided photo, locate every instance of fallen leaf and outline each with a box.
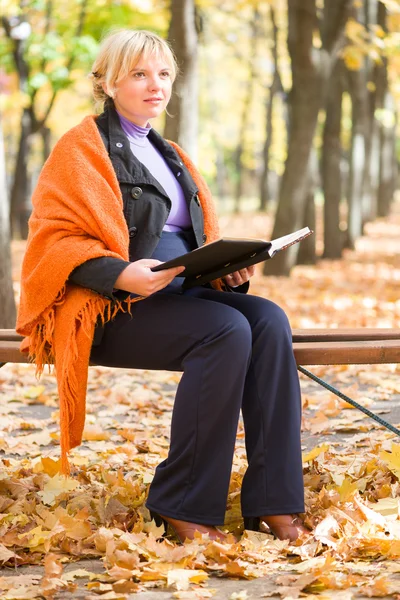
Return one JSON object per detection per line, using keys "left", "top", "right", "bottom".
{"left": 37, "top": 474, "right": 79, "bottom": 505}
{"left": 167, "top": 569, "right": 208, "bottom": 591}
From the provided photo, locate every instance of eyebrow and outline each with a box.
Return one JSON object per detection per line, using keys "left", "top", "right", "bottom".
{"left": 131, "top": 67, "right": 172, "bottom": 72}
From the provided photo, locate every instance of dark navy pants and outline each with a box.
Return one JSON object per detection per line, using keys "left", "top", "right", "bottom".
{"left": 90, "top": 285, "right": 305, "bottom": 525}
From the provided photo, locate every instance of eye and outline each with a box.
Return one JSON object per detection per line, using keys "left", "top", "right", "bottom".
{"left": 160, "top": 71, "right": 171, "bottom": 78}
{"left": 133, "top": 71, "right": 145, "bottom": 78}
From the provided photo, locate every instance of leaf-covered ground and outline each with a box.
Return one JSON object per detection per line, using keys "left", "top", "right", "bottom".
{"left": 1, "top": 204, "right": 400, "bottom": 599}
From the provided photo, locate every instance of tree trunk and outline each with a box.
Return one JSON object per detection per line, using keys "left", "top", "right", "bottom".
{"left": 366, "top": 0, "right": 386, "bottom": 222}
{"left": 359, "top": 0, "right": 376, "bottom": 226}
{"left": 233, "top": 141, "right": 244, "bottom": 214}
{"left": 264, "top": 0, "right": 351, "bottom": 276}
{"left": 345, "top": 65, "right": 368, "bottom": 249}
{"left": 264, "top": 0, "right": 322, "bottom": 275}
{"left": 296, "top": 183, "right": 316, "bottom": 264}
{"left": 10, "top": 108, "right": 32, "bottom": 240}
{"left": 259, "top": 92, "right": 274, "bottom": 212}
{"left": 234, "top": 7, "right": 260, "bottom": 213}
{"left": 297, "top": 147, "right": 318, "bottom": 264}
{"left": 41, "top": 125, "right": 51, "bottom": 162}
{"left": 215, "top": 146, "right": 227, "bottom": 206}
{"left": 377, "top": 91, "right": 396, "bottom": 217}
{"left": 375, "top": 1, "right": 396, "bottom": 218}
{"left": 260, "top": 5, "right": 281, "bottom": 212}
{"left": 321, "top": 60, "right": 343, "bottom": 259}
{"left": 0, "top": 114, "right": 17, "bottom": 328}
{"left": 164, "top": 0, "right": 199, "bottom": 161}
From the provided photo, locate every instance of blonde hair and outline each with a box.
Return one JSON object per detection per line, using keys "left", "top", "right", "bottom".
{"left": 91, "top": 29, "right": 178, "bottom": 107}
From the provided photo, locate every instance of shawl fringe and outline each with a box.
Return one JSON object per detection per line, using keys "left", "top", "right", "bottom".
{"left": 27, "top": 290, "right": 139, "bottom": 475}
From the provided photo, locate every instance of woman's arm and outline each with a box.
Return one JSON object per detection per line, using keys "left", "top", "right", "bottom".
{"left": 70, "top": 256, "right": 184, "bottom": 298}
{"left": 69, "top": 257, "right": 131, "bottom": 299}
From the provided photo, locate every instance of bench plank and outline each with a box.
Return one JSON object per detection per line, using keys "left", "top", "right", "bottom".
{"left": 2, "top": 338, "right": 400, "bottom": 366}
{"left": 3, "top": 328, "right": 400, "bottom": 344}
{"left": 0, "top": 330, "right": 23, "bottom": 342}
{"left": 0, "top": 341, "right": 29, "bottom": 364}
{"left": 292, "top": 328, "right": 400, "bottom": 342}
{"left": 293, "top": 339, "right": 400, "bottom": 365}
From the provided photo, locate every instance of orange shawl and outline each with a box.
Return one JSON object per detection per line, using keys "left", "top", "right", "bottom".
{"left": 16, "top": 115, "right": 221, "bottom": 473}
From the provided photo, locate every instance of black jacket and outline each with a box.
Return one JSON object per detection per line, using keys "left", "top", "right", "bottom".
{"left": 70, "top": 102, "right": 248, "bottom": 298}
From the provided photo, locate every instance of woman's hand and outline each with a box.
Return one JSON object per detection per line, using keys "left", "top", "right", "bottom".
{"left": 224, "top": 265, "right": 255, "bottom": 288}
{"left": 114, "top": 259, "right": 185, "bottom": 296}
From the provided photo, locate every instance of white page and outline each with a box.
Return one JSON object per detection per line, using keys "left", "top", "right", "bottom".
{"left": 269, "top": 227, "right": 312, "bottom": 256}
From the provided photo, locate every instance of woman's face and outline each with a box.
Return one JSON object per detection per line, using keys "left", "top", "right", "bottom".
{"left": 112, "top": 55, "right": 173, "bottom": 126}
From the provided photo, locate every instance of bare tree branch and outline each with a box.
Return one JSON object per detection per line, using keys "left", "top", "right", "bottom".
{"left": 40, "top": 0, "right": 54, "bottom": 73}
{"left": 37, "top": 0, "right": 89, "bottom": 129}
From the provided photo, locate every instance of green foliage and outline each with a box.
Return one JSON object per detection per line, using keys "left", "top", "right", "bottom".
{"left": 84, "top": 1, "right": 169, "bottom": 42}
{"left": 0, "top": 37, "right": 14, "bottom": 70}
{"left": 1, "top": 0, "right": 169, "bottom": 121}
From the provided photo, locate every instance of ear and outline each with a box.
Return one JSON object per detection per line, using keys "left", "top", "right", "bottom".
{"left": 101, "top": 81, "right": 113, "bottom": 98}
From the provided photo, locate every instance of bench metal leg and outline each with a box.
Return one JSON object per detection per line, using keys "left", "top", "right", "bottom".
{"left": 298, "top": 365, "right": 400, "bottom": 437}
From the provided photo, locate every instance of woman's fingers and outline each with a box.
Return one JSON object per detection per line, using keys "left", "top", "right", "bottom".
{"left": 114, "top": 260, "right": 185, "bottom": 296}
{"left": 151, "top": 265, "right": 185, "bottom": 292}
{"left": 225, "top": 266, "right": 255, "bottom": 287}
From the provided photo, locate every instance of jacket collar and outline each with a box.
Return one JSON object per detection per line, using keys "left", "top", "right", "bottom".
{"left": 95, "top": 100, "right": 198, "bottom": 199}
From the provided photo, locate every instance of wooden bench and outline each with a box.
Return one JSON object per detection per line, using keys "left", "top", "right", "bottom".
{"left": 2, "top": 328, "right": 400, "bottom": 367}
{"left": 2, "top": 327, "right": 400, "bottom": 435}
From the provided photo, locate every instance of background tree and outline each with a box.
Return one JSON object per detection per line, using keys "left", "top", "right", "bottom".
{"left": 321, "top": 60, "right": 345, "bottom": 259}
{"left": 1, "top": 0, "right": 162, "bottom": 239}
{"left": 233, "top": 6, "right": 260, "bottom": 213}
{"left": 2, "top": 0, "right": 97, "bottom": 239}
{"left": 0, "top": 110, "right": 16, "bottom": 328}
{"left": 259, "top": 3, "right": 284, "bottom": 212}
{"left": 375, "top": 2, "right": 397, "bottom": 218}
{"left": 2, "top": 0, "right": 400, "bottom": 282}
{"left": 264, "top": 0, "right": 352, "bottom": 276}
{"left": 164, "top": 0, "right": 199, "bottom": 161}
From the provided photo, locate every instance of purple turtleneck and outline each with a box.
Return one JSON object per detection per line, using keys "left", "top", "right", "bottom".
{"left": 117, "top": 112, "right": 192, "bottom": 232}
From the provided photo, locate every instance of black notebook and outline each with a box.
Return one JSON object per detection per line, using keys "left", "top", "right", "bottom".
{"left": 151, "top": 226, "right": 312, "bottom": 289}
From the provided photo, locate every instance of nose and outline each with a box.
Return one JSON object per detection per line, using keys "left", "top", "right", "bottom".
{"left": 148, "top": 75, "right": 162, "bottom": 91}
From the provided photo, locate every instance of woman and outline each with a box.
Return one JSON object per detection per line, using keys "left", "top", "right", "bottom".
{"left": 17, "top": 29, "right": 307, "bottom": 543}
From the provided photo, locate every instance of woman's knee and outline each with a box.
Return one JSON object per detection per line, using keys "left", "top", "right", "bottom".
{"left": 254, "top": 298, "right": 292, "bottom": 339}
{"left": 210, "top": 305, "right": 253, "bottom": 356}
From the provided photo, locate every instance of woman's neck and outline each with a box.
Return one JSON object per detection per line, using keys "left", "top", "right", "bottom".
{"left": 116, "top": 110, "right": 151, "bottom": 147}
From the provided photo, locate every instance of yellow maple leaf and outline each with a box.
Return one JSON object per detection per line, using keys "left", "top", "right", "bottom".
{"left": 82, "top": 425, "right": 111, "bottom": 441}
{"left": 40, "top": 457, "right": 62, "bottom": 476}
{"left": 337, "top": 477, "right": 358, "bottom": 502}
{"left": 58, "top": 514, "right": 92, "bottom": 540}
{"left": 24, "top": 385, "right": 45, "bottom": 399}
{"left": 302, "top": 443, "right": 329, "bottom": 463}
{"left": 19, "top": 526, "right": 53, "bottom": 550}
{"left": 368, "top": 497, "right": 399, "bottom": 517}
{"left": 167, "top": 569, "right": 208, "bottom": 591}
{"left": 37, "top": 474, "right": 79, "bottom": 505}
{"left": 142, "top": 517, "right": 166, "bottom": 539}
{"left": 380, "top": 443, "right": 400, "bottom": 479}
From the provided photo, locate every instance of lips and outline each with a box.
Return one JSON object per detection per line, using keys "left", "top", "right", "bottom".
{"left": 145, "top": 98, "right": 163, "bottom": 102}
